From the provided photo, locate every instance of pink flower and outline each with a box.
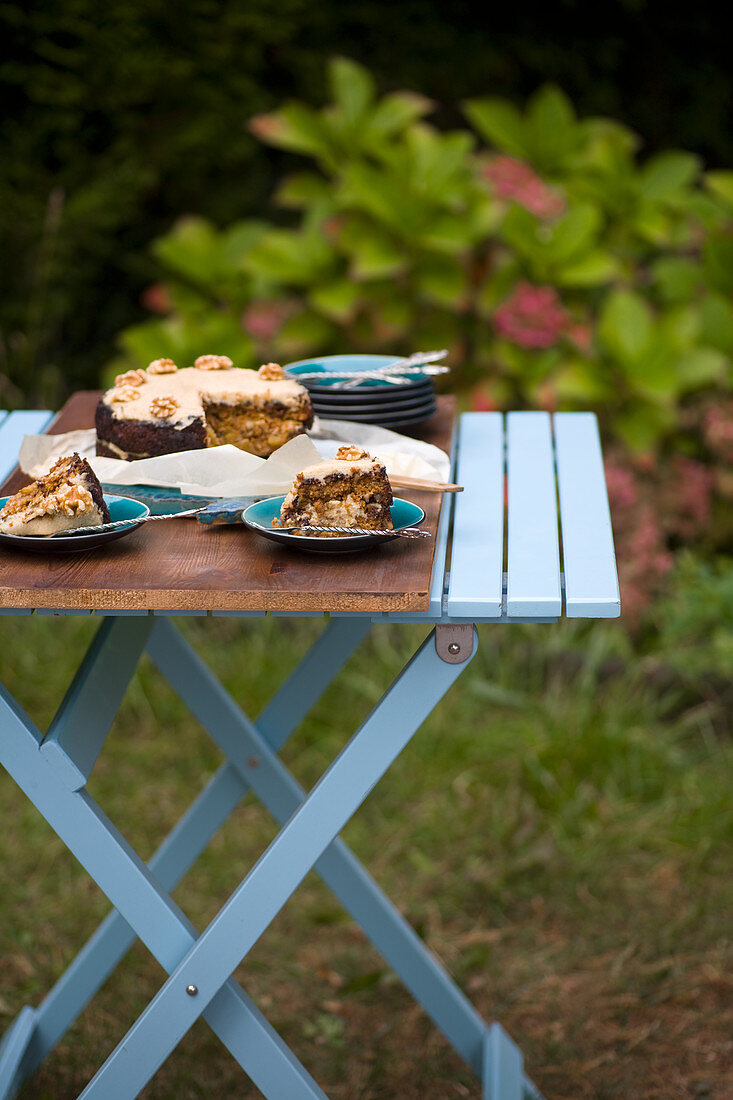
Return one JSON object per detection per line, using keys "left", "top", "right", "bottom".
{"left": 242, "top": 300, "right": 290, "bottom": 342}
{"left": 565, "top": 322, "right": 594, "bottom": 354}
{"left": 703, "top": 403, "right": 733, "bottom": 465}
{"left": 322, "top": 216, "right": 346, "bottom": 241}
{"left": 664, "top": 456, "right": 714, "bottom": 538}
{"left": 141, "top": 284, "right": 171, "bottom": 315}
{"left": 604, "top": 462, "right": 639, "bottom": 510}
{"left": 469, "top": 383, "right": 496, "bottom": 412}
{"left": 603, "top": 448, "right": 715, "bottom": 623}
{"left": 483, "top": 156, "right": 565, "bottom": 219}
{"left": 494, "top": 281, "right": 568, "bottom": 349}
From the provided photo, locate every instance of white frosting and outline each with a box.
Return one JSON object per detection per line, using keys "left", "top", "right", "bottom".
{"left": 103, "top": 366, "right": 308, "bottom": 425}
{"left": 294, "top": 455, "right": 382, "bottom": 483}
{"left": 0, "top": 510, "right": 101, "bottom": 536}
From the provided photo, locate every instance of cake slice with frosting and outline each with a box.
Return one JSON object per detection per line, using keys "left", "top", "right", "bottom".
{"left": 275, "top": 446, "right": 393, "bottom": 535}
{"left": 0, "top": 453, "right": 110, "bottom": 536}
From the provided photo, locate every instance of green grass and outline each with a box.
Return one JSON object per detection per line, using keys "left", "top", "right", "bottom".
{"left": 1, "top": 615, "right": 731, "bottom": 1099}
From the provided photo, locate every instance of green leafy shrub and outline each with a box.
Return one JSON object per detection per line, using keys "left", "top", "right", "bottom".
{"left": 113, "top": 59, "right": 733, "bottom": 453}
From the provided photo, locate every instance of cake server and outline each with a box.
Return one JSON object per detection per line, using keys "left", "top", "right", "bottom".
{"left": 268, "top": 525, "right": 430, "bottom": 538}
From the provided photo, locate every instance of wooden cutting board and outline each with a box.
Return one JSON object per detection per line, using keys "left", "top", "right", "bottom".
{"left": 0, "top": 392, "right": 455, "bottom": 613}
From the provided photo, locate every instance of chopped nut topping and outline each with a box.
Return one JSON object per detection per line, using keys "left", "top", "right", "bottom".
{"left": 258, "top": 361, "right": 285, "bottom": 381}
{"left": 335, "top": 445, "right": 370, "bottom": 462}
{"left": 114, "top": 369, "right": 147, "bottom": 387}
{"left": 149, "top": 394, "right": 179, "bottom": 420}
{"left": 195, "top": 354, "right": 233, "bottom": 371}
{"left": 111, "top": 385, "right": 142, "bottom": 403}
{"left": 55, "top": 483, "right": 94, "bottom": 516}
{"left": 147, "top": 357, "right": 178, "bottom": 375}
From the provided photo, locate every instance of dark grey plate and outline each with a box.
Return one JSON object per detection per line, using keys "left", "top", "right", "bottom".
{"left": 310, "top": 391, "right": 436, "bottom": 414}
{"left": 0, "top": 495, "right": 150, "bottom": 554}
{"left": 305, "top": 378, "right": 434, "bottom": 398}
{"left": 313, "top": 401, "right": 437, "bottom": 425}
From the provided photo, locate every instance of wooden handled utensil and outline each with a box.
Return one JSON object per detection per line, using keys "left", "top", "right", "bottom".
{"left": 389, "top": 475, "right": 463, "bottom": 493}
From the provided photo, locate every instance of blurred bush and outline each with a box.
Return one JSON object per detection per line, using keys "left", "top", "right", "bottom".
{"left": 3, "top": 2, "right": 733, "bottom": 409}
{"left": 115, "top": 58, "right": 733, "bottom": 455}
{"left": 0, "top": 0, "right": 333, "bottom": 406}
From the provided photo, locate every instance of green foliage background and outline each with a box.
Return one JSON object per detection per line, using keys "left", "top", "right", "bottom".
{"left": 1, "top": 0, "right": 732, "bottom": 406}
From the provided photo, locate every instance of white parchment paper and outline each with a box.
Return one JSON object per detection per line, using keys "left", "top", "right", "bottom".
{"left": 18, "top": 418, "right": 450, "bottom": 497}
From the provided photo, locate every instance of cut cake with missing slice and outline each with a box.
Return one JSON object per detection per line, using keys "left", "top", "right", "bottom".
{"left": 95, "top": 358, "right": 313, "bottom": 460}
{"left": 0, "top": 453, "right": 110, "bottom": 537}
{"left": 275, "top": 445, "right": 394, "bottom": 536}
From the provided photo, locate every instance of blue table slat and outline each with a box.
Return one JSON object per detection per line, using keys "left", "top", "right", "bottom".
{"left": 446, "top": 412, "right": 504, "bottom": 619}
{"left": 0, "top": 411, "right": 55, "bottom": 485}
{"left": 553, "top": 413, "right": 620, "bottom": 618}
{"left": 506, "top": 412, "right": 561, "bottom": 618}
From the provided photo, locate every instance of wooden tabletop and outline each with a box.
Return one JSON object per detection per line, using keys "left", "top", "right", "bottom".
{"left": 0, "top": 392, "right": 454, "bottom": 613}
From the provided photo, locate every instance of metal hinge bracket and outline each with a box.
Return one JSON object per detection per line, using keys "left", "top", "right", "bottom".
{"left": 435, "top": 623, "right": 474, "bottom": 664}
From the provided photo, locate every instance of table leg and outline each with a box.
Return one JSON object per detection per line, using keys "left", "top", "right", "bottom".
{"left": 0, "top": 686, "right": 330, "bottom": 1100}
{"left": 40, "top": 616, "right": 154, "bottom": 790}
{"left": 1, "top": 617, "right": 371, "bottom": 1094}
{"left": 76, "top": 627, "right": 478, "bottom": 1098}
{"left": 148, "top": 617, "right": 490, "bottom": 1074}
{"left": 1, "top": 618, "right": 543, "bottom": 1100}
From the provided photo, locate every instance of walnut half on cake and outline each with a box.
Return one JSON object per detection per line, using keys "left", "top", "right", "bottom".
{"left": 0, "top": 454, "right": 110, "bottom": 537}
{"left": 95, "top": 358, "right": 314, "bottom": 460}
{"left": 274, "top": 446, "right": 394, "bottom": 535}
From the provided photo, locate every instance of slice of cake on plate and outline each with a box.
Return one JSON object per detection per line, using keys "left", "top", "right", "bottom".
{"left": 275, "top": 445, "right": 394, "bottom": 535}
{"left": 95, "top": 357, "right": 314, "bottom": 460}
{"left": 0, "top": 453, "right": 110, "bottom": 536}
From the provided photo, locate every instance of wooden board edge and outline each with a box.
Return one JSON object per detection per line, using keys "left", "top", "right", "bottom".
{"left": 0, "top": 587, "right": 431, "bottom": 613}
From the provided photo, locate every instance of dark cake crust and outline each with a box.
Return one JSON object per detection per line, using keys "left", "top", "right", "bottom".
{"left": 95, "top": 392, "right": 314, "bottom": 460}
{"left": 95, "top": 401, "right": 207, "bottom": 459}
{"left": 73, "top": 454, "right": 111, "bottom": 522}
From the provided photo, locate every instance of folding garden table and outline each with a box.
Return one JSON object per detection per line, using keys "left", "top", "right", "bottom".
{"left": 0, "top": 394, "right": 619, "bottom": 1100}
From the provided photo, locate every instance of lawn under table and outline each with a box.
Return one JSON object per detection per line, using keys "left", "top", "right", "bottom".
{"left": 0, "top": 395, "right": 619, "bottom": 1100}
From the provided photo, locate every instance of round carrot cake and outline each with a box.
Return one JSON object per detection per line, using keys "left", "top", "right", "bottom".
{"left": 95, "top": 357, "right": 313, "bottom": 460}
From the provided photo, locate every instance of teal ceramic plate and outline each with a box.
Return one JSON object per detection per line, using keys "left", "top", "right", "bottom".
{"left": 0, "top": 495, "right": 150, "bottom": 554}
{"left": 242, "top": 496, "right": 426, "bottom": 554}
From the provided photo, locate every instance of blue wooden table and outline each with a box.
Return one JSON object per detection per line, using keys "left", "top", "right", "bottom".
{"left": 0, "top": 404, "right": 619, "bottom": 1100}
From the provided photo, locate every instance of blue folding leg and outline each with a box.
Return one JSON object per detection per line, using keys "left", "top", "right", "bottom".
{"left": 147, "top": 619, "right": 541, "bottom": 1100}
{"left": 1, "top": 616, "right": 372, "bottom": 1094}
{"left": 0, "top": 679, "right": 331, "bottom": 1100}
{"left": 74, "top": 627, "right": 478, "bottom": 1099}
{"left": 149, "top": 618, "right": 491, "bottom": 1073}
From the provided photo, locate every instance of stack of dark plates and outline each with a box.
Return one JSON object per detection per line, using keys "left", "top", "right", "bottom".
{"left": 284, "top": 354, "right": 438, "bottom": 431}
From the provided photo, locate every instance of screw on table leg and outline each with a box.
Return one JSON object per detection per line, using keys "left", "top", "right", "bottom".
{"left": 435, "top": 624, "right": 475, "bottom": 664}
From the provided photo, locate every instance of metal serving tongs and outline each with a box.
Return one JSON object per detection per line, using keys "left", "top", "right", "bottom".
{"left": 47, "top": 507, "right": 208, "bottom": 537}
{"left": 286, "top": 350, "right": 450, "bottom": 389}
